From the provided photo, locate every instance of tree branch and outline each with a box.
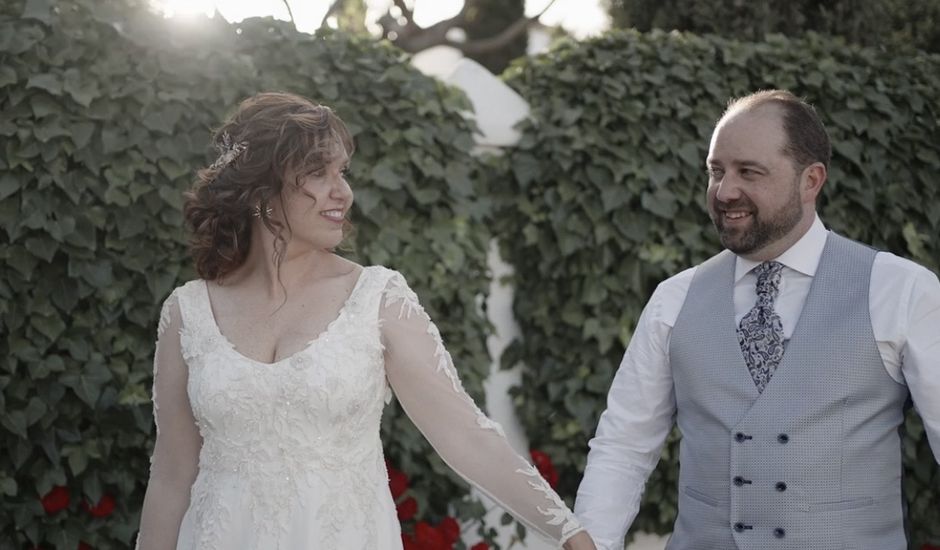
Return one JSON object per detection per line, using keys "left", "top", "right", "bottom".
{"left": 281, "top": 0, "right": 296, "bottom": 29}
{"left": 391, "top": 0, "right": 414, "bottom": 21}
{"left": 320, "top": 0, "right": 346, "bottom": 28}
{"left": 450, "top": 0, "right": 559, "bottom": 56}
{"left": 386, "top": 0, "right": 558, "bottom": 55}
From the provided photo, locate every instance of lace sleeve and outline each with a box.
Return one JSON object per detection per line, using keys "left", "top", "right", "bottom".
{"left": 380, "top": 272, "right": 584, "bottom": 546}
{"left": 136, "top": 291, "right": 203, "bottom": 550}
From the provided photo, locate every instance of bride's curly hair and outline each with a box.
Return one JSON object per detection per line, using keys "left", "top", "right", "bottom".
{"left": 184, "top": 92, "right": 355, "bottom": 281}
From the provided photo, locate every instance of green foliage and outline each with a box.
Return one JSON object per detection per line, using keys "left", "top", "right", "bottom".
{"left": 606, "top": 0, "right": 940, "bottom": 54}
{"left": 0, "top": 0, "right": 495, "bottom": 547}
{"left": 499, "top": 29, "right": 940, "bottom": 546}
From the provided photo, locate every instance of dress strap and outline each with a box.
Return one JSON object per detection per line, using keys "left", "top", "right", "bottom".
{"left": 345, "top": 266, "right": 398, "bottom": 322}
{"left": 173, "top": 280, "right": 224, "bottom": 364}
{"left": 172, "top": 280, "right": 205, "bottom": 332}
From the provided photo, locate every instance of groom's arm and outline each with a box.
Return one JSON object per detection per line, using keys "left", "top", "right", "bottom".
{"left": 894, "top": 263, "right": 940, "bottom": 462}
{"left": 574, "top": 272, "right": 691, "bottom": 550}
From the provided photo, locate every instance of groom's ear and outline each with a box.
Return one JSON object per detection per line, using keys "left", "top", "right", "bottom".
{"left": 800, "top": 162, "right": 827, "bottom": 204}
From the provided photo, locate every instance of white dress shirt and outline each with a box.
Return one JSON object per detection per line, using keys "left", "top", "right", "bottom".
{"left": 574, "top": 215, "right": 940, "bottom": 550}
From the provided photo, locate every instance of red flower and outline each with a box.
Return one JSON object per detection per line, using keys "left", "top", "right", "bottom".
{"left": 470, "top": 543, "right": 489, "bottom": 550}
{"left": 414, "top": 521, "right": 450, "bottom": 549}
{"left": 530, "top": 449, "right": 560, "bottom": 488}
{"left": 387, "top": 462, "right": 410, "bottom": 500}
{"left": 438, "top": 516, "right": 460, "bottom": 544}
{"left": 82, "top": 493, "right": 115, "bottom": 518}
{"left": 41, "top": 486, "right": 70, "bottom": 515}
{"left": 401, "top": 533, "right": 420, "bottom": 550}
{"left": 397, "top": 497, "right": 418, "bottom": 521}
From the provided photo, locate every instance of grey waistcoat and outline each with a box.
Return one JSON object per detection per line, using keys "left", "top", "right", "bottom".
{"left": 665, "top": 233, "right": 909, "bottom": 550}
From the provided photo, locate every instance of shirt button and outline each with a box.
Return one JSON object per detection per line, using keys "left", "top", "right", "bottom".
{"left": 774, "top": 527, "right": 786, "bottom": 538}
{"left": 776, "top": 482, "right": 787, "bottom": 492}
{"left": 777, "top": 433, "right": 790, "bottom": 444}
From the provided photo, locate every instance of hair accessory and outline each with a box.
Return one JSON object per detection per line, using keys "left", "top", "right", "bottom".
{"left": 209, "top": 132, "right": 248, "bottom": 172}
{"left": 252, "top": 204, "right": 273, "bottom": 218}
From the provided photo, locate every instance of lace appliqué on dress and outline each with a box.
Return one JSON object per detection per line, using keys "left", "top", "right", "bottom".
{"left": 382, "top": 270, "right": 583, "bottom": 545}
{"left": 168, "top": 272, "right": 390, "bottom": 550}
{"left": 517, "top": 463, "right": 583, "bottom": 540}
{"left": 382, "top": 273, "right": 507, "bottom": 439}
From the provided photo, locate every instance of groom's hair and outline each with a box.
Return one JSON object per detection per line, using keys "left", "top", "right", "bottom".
{"left": 722, "top": 89, "right": 832, "bottom": 172}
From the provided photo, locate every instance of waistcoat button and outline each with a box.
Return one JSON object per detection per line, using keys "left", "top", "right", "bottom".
{"left": 733, "top": 476, "right": 744, "bottom": 486}
{"left": 734, "top": 522, "right": 745, "bottom": 533}
{"left": 774, "top": 527, "right": 786, "bottom": 538}
{"left": 775, "top": 482, "right": 787, "bottom": 492}
{"left": 777, "top": 433, "right": 789, "bottom": 444}
{"left": 735, "top": 432, "right": 746, "bottom": 442}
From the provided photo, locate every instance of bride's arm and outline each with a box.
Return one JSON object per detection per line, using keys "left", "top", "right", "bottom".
{"left": 136, "top": 293, "right": 203, "bottom": 550}
{"left": 380, "top": 272, "right": 596, "bottom": 549}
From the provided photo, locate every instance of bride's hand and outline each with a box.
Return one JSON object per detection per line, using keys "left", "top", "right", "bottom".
{"left": 562, "top": 531, "right": 597, "bottom": 550}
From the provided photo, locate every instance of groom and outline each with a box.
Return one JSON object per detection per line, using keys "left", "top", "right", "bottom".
{"left": 574, "top": 90, "right": 940, "bottom": 549}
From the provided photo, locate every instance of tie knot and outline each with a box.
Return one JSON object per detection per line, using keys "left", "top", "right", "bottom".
{"left": 754, "top": 261, "right": 784, "bottom": 300}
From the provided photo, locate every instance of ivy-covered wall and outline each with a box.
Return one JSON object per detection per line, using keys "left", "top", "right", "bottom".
{"left": 498, "top": 29, "right": 940, "bottom": 546}
{"left": 0, "top": 1, "right": 498, "bottom": 547}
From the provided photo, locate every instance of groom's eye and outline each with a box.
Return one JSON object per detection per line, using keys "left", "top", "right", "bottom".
{"left": 740, "top": 168, "right": 761, "bottom": 178}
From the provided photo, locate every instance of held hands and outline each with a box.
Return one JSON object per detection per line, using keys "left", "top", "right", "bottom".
{"left": 562, "top": 531, "right": 598, "bottom": 550}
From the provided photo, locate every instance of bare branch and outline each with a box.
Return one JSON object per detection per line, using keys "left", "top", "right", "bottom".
{"left": 320, "top": 0, "right": 346, "bottom": 28}
{"left": 450, "top": 0, "right": 560, "bottom": 56}
{"left": 391, "top": 0, "right": 414, "bottom": 21}
{"left": 281, "top": 0, "right": 296, "bottom": 29}
{"left": 532, "top": 0, "right": 559, "bottom": 20}
{"left": 388, "top": 0, "right": 559, "bottom": 55}
{"left": 387, "top": 0, "right": 476, "bottom": 52}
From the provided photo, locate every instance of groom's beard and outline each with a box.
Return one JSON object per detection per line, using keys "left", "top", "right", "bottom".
{"left": 710, "top": 182, "right": 802, "bottom": 256}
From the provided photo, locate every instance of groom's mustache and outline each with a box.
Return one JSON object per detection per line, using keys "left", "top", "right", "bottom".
{"left": 713, "top": 197, "right": 757, "bottom": 212}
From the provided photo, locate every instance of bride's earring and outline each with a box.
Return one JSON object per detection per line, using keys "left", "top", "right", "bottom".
{"left": 252, "top": 204, "right": 273, "bottom": 218}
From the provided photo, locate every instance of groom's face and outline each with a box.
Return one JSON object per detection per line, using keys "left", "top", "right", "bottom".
{"left": 705, "top": 106, "right": 806, "bottom": 259}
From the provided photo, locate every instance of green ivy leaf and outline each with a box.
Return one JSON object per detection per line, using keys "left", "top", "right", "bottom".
{"left": 0, "top": 66, "right": 17, "bottom": 88}
{"left": 0, "top": 173, "right": 20, "bottom": 200}
{"left": 21, "top": 0, "right": 55, "bottom": 23}
{"left": 0, "top": 476, "right": 17, "bottom": 497}
{"left": 26, "top": 73, "right": 62, "bottom": 96}
{"left": 370, "top": 159, "right": 404, "bottom": 190}
{"left": 70, "top": 122, "right": 96, "bottom": 149}
{"left": 60, "top": 363, "right": 113, "bottom": 409}
{"left": 1, "top": 410, "right": 28, "bottom": 439}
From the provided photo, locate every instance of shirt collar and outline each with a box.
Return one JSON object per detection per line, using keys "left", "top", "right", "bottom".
{"left": 734, "top": 214, "right": 828, "bottom": 283}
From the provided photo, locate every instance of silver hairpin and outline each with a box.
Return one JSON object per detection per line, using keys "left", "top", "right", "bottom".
{"left": 209, "top": 132, "right": 248, "bottom": 172}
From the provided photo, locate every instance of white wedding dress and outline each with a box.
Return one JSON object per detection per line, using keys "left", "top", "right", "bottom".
{"left": 148, "top": 265, "right": 582, "bottom": 549}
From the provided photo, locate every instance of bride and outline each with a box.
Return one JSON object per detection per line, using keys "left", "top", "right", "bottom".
{"left": 136, "top": 92, "right": 596, "bottom": 550}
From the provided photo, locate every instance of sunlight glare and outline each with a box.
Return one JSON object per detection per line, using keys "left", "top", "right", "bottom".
{"left": 151, "top": 0, "right": 216, "bottom": 18}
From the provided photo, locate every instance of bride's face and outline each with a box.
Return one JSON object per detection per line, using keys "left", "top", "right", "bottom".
{"left": 279, "top": 147, "right": 353, "bottom": 251}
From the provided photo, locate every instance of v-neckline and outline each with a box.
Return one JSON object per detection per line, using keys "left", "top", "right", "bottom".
{"left": 201, "top": 267, "right": 369, "bottom": 366}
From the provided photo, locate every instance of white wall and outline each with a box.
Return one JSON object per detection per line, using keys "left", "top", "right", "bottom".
{"left": 411, "top": 48, "right": 669, "bottom": 550}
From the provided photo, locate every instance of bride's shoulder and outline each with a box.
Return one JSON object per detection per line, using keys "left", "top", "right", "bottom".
{"left": 360, "top": 264, "right": 410, "bottom": 286}
{"left": 157, "top": 279, "right": 211, "bottom": 316}
{"left": 169, "top": 278, "right": 207, "bottom": 298}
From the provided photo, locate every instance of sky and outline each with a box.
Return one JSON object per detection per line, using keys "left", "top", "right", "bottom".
{"left": 152, "top": 0, "right": 611, "bottom": 39}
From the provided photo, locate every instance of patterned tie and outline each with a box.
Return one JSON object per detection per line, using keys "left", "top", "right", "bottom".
{"left": 737, "top": 261, "right": 785, "bottom": 393}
